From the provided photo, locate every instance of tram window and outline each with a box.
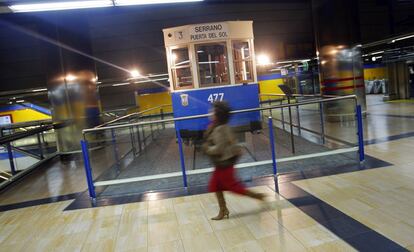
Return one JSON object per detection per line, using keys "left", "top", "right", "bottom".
{"left": 233, "top": 41, "right": 254, "bottom": 83}
{"left": 171, "top": 47, "right": 193, "bottom": 89}
{"left": 195, "top": 43, "right": 229, "bottom": 86}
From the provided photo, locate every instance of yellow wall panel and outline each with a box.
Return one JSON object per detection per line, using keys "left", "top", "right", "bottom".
{"left": 0, "top": 109, "right": 51, "bottom": 123}
{"left": 136, "top": 92, "right": 173, "bottom": 115}
{"left": 364, "top": 67, "right": 386, "bottom": 80}
{"left": 258, "top": 78, "right": 285, "bottom": 101}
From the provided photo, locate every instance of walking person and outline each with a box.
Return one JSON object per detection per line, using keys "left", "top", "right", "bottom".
{"left": 203, "top": 101, "right": 265, "bottom": 220}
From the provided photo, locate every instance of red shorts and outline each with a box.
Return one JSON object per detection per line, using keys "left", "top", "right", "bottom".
{"left": 208, "top": 165, "right": 247, "bottom": 195}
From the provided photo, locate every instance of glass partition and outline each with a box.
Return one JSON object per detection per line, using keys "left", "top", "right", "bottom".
{"left": 196, "top": 43, "right": 229, "bottom": 86}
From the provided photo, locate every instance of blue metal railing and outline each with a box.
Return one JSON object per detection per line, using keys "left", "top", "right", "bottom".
{"left": 268, "top": 117, "right": 278, "bottom": 175}
{"left": 81, "top": 140, "right": 96, "bottom": 199}
{"left": 356, "top": 105, "right": 365, "bottom": 162}
{"left": 81, "top": 95, "right": 363, "bottom": 201}
{"left": 176, "top": 127, "right": 188, "bottom": 188}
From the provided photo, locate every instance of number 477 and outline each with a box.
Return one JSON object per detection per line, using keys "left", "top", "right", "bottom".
{"left": 207, "top": 93, "right": 224, "bottom": 103}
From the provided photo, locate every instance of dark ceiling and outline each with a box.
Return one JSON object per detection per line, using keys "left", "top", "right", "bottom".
{"left": 0, "top": 0, "right": 413, "bottom": 95}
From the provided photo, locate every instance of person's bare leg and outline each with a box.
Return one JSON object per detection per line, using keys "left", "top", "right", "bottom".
{"left": 211, "top": 191, "right": 229, "bottom": 220}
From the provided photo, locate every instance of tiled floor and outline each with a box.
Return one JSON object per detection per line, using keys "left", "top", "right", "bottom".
{"left": 1, "top": 95, "right": 414, "bottom": 251}
{"left": 0, "top": 185, "right": 357, "bottom": 251}
{"left": 294, "top": 136, "right": 414, "bottom": 251}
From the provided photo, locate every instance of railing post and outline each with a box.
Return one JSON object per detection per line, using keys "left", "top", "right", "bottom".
{"left": 176, "top": 127, "right": 188, "bottom": 187}
{"left": 287, "top": 97, "right": 295, "bottom": 154}
{"left": 296, "top": 102, "right": 301, "bottom": 136}
{"left": 268, "top": 117, "right": 278, "bottom": 175}
{"left": 142, "top": 125, "right": 146, "bottom": 148}
{"left": 81, "top": 140, "right": 96, "bottom": 200}
{"left": 319, "top": 102, "right": 326, "bottom": 144}
{"left": 356, "top": 105, "right": 365, "bottom": 163}
{"left": 150, "top": 122, "right": 154, "bottom": 140}
{"left": 268, "top": 98, "right": 273, "bottom": 118}
{"left": 161, "top": 108, "right": 165, "bottom": 129}
{"left": 129, "top": 126, "right": 136, "bottom": 156}
{"left": 111, "top": 129, "right": 120, "bottom": 168}
{"left": 280, "top": 100, "right": 285, "bottom": 130}
{"left": 36, "top": 133, "right": 44, "bottom": 159}
{"left": 136, "top": 126, "right": 142, "bottom": 153}
{"left": 41, "top": 128, "right": 46, "bottom": 145}
{"left": 6, "top": 143, "right": 16, "bottom": 175}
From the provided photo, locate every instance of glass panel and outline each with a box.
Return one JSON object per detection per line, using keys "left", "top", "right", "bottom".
{"left": 172, "top": 67, "right": 193, "bottom": 89}
{"left": 196, "top": 43, "right": 229, "bottom": 86}
{"left": 171, "top": 47, "right": 193, "bottom": 89}
{"left": 233, "top": 41, "right": 254, "bottom": 83}
{"left": 233, "top": 41, "right": 251, "bottom": 59}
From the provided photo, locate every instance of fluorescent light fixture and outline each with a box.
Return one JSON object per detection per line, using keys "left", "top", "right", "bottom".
{"left": 135, "top": 77, "right": 169, "bottom": 83}
{"left": 115, "top": 0, "right": 203, "bottom": 6}
{"left": 113, "top": 78, "right": 168, "bottom": 86}
{"left": 392, "top": 34, "right": 414, "bottom": 43}
{"left": 16, "top": 100, "right": 25, "bottom": 103}
{"left": 370, "top": 51, "right": 384, "bottom": 55}
{"left": 32, "top": 88, "right": 48, "bottom": 92}
{"left": 112, "top": 82, "right": 130, "bottom": 87}
{"left": 148, "top": 73, "right": 169, "bottom": 77}
{"left": 9, "top": 0, "right": 113, "bottom": 13}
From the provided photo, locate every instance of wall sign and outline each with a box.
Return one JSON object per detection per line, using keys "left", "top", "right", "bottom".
{"left": 0, "top": 115, "right": 12, "bottom": 125}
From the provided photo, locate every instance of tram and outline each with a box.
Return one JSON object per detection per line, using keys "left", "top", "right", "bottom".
{"left": 163, "top": 21, "right": 261, "bottom": 139}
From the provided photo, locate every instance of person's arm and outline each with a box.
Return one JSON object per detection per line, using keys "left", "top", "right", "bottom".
{"left": 204, "top": 126, "right": 228, "bottom": 156}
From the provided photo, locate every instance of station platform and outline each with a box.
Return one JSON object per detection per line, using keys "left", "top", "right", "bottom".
{"left": 1, "top": 95, "right": 414, "bottom": 251}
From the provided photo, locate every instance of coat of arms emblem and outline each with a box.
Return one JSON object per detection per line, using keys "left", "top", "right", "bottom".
{"left": 180, "top": 94, "right": 189, "bottom": 107}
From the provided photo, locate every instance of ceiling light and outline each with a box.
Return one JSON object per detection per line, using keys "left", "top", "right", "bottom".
{"left": 130, "top": 69, "right": 140, "bottom": 78}
{"left": 9, "top": 0, "right": 113, "bottom": 13}
{"left": 112, "top": 82, "right": 130, "bottom": 87}
{"left": 134, "top": 77, "right": 169, "bottom": 84}
{"left": 32, "top": 88, "right": 48, "bottom": 92}
{"left": 115, "top": 0, "right": 203, "bottom": 6}
{"left": 370, "top": 51, "right": 384, "bottom": 55}
{"left": 65, "top": 74, "right": 77, "bottom": 81}
{"left": 392, "top": 34, "right": 414, "bottom": 43}
{"left": 148, "top": 73, "right": 169, "bottom": 77}
{"left": 16, "top": 100, "right": 25, "bottom": 103}
{"left": 257, "top": 54, "right": 271, "bottom": 66}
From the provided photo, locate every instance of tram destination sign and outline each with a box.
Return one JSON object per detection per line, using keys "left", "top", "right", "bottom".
{"left": 189, "top": 23, "right": 228, "bottom": 41}
{"left": 172, "top": 22, "right": 229, "bottom": 43}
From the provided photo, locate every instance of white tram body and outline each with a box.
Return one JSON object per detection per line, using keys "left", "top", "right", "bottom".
{"left": 163, "top": 21, "right": 261, "bottom": 138}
